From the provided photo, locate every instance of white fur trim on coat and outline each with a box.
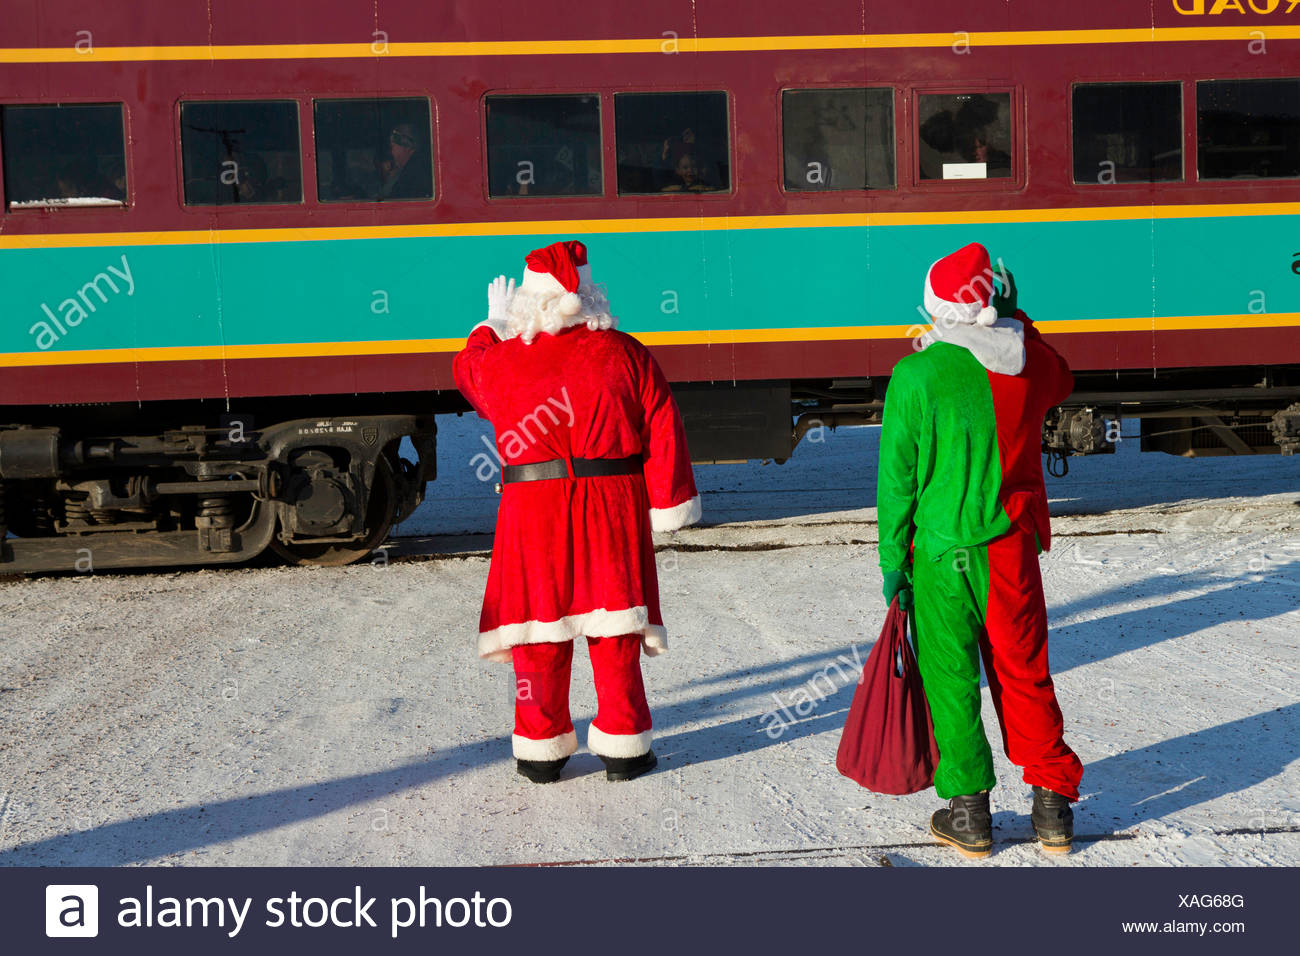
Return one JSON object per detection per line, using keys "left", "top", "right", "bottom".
{"left": 588, "top": 725, "right": 653, "bottom": 759}
{"left": 919, "top": 317, "right": 1026, "bottom": 376}
{"left": 512, "top": 729, "right": 578, "bottom": 761}
{"left": 650, "top": 495, "right": 702, "bottom": 533}
{"left": 478, "top": 606, "right": 669, "bottom": 662}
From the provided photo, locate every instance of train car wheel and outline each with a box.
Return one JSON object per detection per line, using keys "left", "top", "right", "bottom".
{"left": 270, "top": 454, "right": 396, "bottom": 567}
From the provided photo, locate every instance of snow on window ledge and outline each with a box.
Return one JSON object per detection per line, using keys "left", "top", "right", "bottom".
{"left": 8, "top": 196, "right": 126, "bottom": 209}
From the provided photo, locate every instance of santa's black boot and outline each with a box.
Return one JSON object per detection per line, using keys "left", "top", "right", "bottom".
{"left": 930, "top": 791, "right": 993, "bottom": 859}
{"left": 1030, "top": 786, "right": 1074, "bottom": 854}
{"left": 516, "top": 756, "right": 569, "bottom": 784}
{"left": 599, "top": 750, "right": 658, "bottom": 782}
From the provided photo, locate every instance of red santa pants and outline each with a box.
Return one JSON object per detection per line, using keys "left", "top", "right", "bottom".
{"left": 511, "top": 635, "right": 653, "bottom": 761}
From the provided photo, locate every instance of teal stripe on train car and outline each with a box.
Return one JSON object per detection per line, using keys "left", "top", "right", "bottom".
{"left": 2, "top": 213, "right": 1296, "bottom": 354}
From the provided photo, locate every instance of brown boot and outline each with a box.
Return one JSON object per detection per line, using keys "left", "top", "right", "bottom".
{"left": 1031, "top": 786, "right": 1074, "bottom": 854}
{"left": 930, "top": 791, "right": 993, "bottom": 859}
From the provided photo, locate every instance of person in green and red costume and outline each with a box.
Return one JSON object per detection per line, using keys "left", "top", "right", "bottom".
{"left": 877, "top": 242, "right": 1084, "bottom": 858}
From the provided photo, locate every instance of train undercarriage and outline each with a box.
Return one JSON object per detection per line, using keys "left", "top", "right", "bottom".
{"left": 2, "top": 364, "right": 1297, "bottom": 575}
{"left": 0, "top": 397, "right": 436, "bottom": 575}
{"left": 684, "top": 365, "right": 1300, "bottom": 469}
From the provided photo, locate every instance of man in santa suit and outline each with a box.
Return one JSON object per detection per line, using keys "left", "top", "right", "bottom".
{"left": 454, "top": 240, "right": 701, "bottom": 784}
{"left": 877, "top": 242, "right": 1084, "bottom": 857}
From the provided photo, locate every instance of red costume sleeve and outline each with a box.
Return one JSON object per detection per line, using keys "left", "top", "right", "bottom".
{"left": 452, "top": 324, "right": 503, "bottom": 420}
{"left": 1017, "top": 309, "right": 1074, "bottom": 411}
{"left": 638, "top": 347, "right": 701, "bottom": 532}
{"left": 1042, "top": 338, "right": 1075, "bottom": 410}
{"left": 996, "top": 310, "right": 1075, "bottom": 554}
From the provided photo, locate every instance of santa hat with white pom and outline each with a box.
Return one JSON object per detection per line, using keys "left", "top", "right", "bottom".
{"left": 520, "top": 240, "right": 588, "bottom": 314}
{"left": 507, "top": 239, "right": 617, "bottom": 344}
{"left": 923, "top": 241, "right": 1001, "bottom": 328}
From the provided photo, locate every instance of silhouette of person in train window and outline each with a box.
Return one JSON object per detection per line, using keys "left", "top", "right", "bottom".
{"left": 53, "top": 161, "right": 89, "bottom": 199}
{"left": 222, "top": 152, "right": 292, "bottom": 203}
{"left": 43, "top": 157, "right": 120, "bottom": 204}
{"left": 234, "top": 153, "right": 272, "bottom": 202}
{"left": 955, "top": 96, "right": 1011, "bottom": 177}
{"left": 918, "top": 109, "right": 957, "bottom": 180}
{"left": 660, "top": 130, "right": 718, "bottom": 192}
{"left": 182, "top": 148, "right": 273, "bottom": 204}
{"left": 378, "top": 122, "right": 432, "bottom": 200}
{"left": 101, "top": 157, "right": 127, "bottom": 201}
{"left": 512, "top": 145, "right": 582, "bottom": 197}
{"left": 919, "top": 95, "right": 1011, "bottom": 180}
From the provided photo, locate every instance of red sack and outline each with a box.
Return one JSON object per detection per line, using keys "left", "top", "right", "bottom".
{"left": 835, "top": 597, "right": 941, "bottom": 795}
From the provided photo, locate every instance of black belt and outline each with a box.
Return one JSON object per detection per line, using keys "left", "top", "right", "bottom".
{"left": 502, "top": 455, "right": 643, "bottom": 484}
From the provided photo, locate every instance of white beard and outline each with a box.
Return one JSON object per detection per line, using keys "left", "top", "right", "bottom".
{"left": 506, "top": 283, "right": 618, "bottom": 344}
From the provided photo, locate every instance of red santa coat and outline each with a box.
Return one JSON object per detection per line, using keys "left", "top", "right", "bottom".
{"left": 453, "top": 323, "right": 700, "bottom": 662}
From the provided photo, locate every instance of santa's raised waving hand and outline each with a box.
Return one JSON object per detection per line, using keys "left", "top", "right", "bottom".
{"left": 476, "top": 274, "right": 516, "bottom": 340}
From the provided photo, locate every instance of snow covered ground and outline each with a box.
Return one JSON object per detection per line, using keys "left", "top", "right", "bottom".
{"left": 0, "top": 417, "right": 1296, "bottom": 867}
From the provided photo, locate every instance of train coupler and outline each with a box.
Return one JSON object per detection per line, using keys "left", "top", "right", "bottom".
{"left": 1270, "top": 403, "right": 1300, "bottom": 456}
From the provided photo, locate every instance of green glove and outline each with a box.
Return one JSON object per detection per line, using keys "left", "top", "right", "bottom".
{"left": 991, "top": 265, "right": 1017, "bottom": 318}
{"left": 882, "top": 569, "right": 913, "bottom": 612}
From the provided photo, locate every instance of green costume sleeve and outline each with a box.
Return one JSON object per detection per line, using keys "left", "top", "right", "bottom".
{"left": 877, "top": 365, "right": 921, "bottom": 575}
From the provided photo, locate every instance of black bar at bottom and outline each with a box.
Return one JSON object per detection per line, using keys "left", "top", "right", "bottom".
{"left": 1, "top": 865, "right": 1285, "bottom": 954}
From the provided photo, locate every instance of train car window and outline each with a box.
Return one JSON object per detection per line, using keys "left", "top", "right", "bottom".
{"left": 180, "top": 100, "right": 302, "bottom": 205}
{"left": 917, "top": 92, "right": 1012, "bottom": 181}
{"left": 1, "top": 104, "right": 127, "bottom": 209}
{"left": 614, "top": 91, "right": 730, "bottom": 195}
{"left": 485, "top": 94, "right": 602, "bottom": 198}
{"left": 1072, "top": 83, "right": 1182, "bottom": 184}
{"left": 315, "top": 98, "right": 433, "bottom": 202}
{"left": 781, "top": 88, "right": 895, "bottom": 191}
{"left": 1197, "top": 78, "right": 1300, "bottom": 180}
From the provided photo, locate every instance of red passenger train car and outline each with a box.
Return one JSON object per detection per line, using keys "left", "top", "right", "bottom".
{"left": 1, "top": 0, "right": 1298, "bottom": 572}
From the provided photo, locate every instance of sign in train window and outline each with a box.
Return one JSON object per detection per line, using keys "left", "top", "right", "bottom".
{"left": 781, "top": 88, "right": 895, "bottom": 191}
{"left": 614, "top": 91, "right": 730, "bottom": 195}
{"left": 1197, "top": 78, "right": 1300, "bottom": 181}
{"left": 315, "top": 98, "right": 433, "bottom": 202}
{"left": 1072, "top": 83, "right": 1183, "bottom": 184}
{"left": 485, "top": 94, "right": 602, "bottom": 198}
{"left": 180, "top": 100, "right": 302, "bottom": 205}
{"left": 1, "top": 103, "right": 127, "bottom": 209}
{"left": 917, "top": 92, "right": 1012, "bottom": 181}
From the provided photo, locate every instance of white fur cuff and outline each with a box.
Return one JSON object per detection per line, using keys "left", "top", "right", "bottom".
{"left": 512, "top": 730, "right": 578, "bottom": 761}
{"left": 471, "top": 318, "right": 510, "bottom": 340}
{"left": 588, "top": 725, "right": 653, "bottom": 759}
{"left": 479, "top": 605, "right": 655, "bottom": 661}
{"left": 650, "top": 495, "right": 702, "bottom": 533}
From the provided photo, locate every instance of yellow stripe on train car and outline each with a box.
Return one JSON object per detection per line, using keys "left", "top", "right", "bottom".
{"left": 3, "top": 26, "right": 1300, "bottom": 63}
{"left": 0, "top": 315, "right": 1297, "bottom": 369}
{"left": 4, "top": 202, "right": 1300, "bottom": 251}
